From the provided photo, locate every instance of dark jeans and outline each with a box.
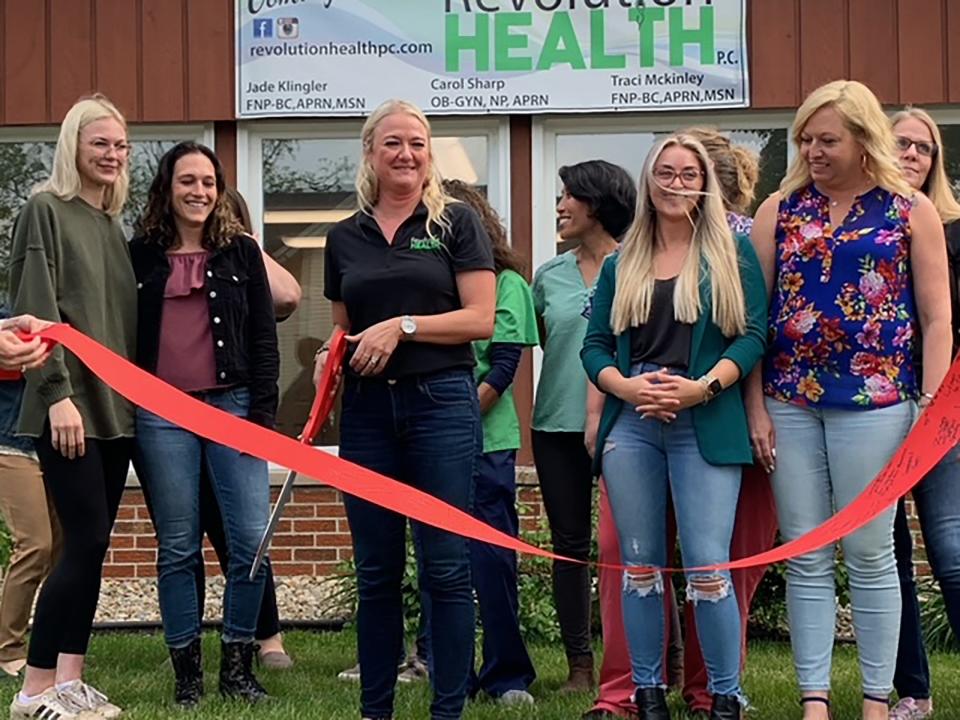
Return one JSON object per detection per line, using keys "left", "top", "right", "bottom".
{"left": 28, "top": 430, "right": 131, "bottom": 669}
{"left": 894, "top": 443, "right": 960, "bottom": 700}
{"left": 531, "top": 429, "right": 593, "bottom": 659}
{"left": 135, "top": 387, "right": 269, "bottom": 647}
{"left": 340, "top": 370, "right": 480, "bottom": 720}
{"left": 468, "top": 450, "right": 536, "bottom": 697}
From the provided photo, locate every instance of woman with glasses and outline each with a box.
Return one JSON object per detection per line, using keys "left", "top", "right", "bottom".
{"left": 581, "top": 134, "right": 768, "bottom": 720}
{"left": 8, "top": 94, "right": 136, "bottom": 720}
{"left": 747, "top": 82, "right": 951, "bottom": 720}
{"left": 887, "top": 107, "right": 960, "bottom": 720}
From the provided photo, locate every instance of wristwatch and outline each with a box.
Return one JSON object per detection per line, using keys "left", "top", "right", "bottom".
{"left": 400, "top": 314, "right": 418, "bottom": 341}
{"left": 698, "top": 374, "right": 723, "bottom": 404}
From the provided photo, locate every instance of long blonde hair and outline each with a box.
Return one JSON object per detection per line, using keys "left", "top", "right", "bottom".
{"left": 612, "top": 134, "right": 746, "bottom": 338}
{"left": 781, "top": 80, "right": 913, "bottom": 199}
{"left": 355, "top": 99, "right": 453, "bottom": 238}
{"left": 683, "top": 127, "right": 759, "bottom": 214}
{"left": 890, "top": 106, "right": 960, "bottom": 223}
{"left": 34, "top": 93, "right": 129, "bottom": 216}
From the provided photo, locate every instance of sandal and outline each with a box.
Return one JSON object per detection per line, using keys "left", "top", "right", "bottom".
{"left": 800, "top": 696, "right": 832, "bottom": 720}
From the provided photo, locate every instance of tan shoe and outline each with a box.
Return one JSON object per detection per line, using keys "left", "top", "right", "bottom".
{"left": 9, "top": 687, "right": 100, "bottom": 719}
{"left": 54, "top": 681, "right": 122, "bottom": 719}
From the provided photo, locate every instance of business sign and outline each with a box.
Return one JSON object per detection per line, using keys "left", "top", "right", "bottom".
{"left": 236, "top": 0, "right": 749, "bottom": 118}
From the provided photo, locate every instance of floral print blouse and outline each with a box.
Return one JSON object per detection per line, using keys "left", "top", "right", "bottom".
{"left": 763, "top": 185, "right": 918, "bottom": 409}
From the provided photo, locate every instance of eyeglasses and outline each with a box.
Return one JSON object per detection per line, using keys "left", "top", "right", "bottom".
{"left": 87, "top": 139, "right": 132, "bottom": 157}
{"left": 652, "top": 167, "right": 703, "bottom": 187}
{"left": 895, "top": 136, "right": 937, "bottom": 158}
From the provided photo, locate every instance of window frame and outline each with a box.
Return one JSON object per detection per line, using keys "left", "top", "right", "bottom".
{"left": 237, "top": 117, "right": 512, "bottom": 242}
{"left": 530, "top": 110, "right": 795, "bottom": 384}
{"left": 237, "top": 117, "right": 510, "bottom": 459}
{"left": 0, "top": 123, "right": 213, "bottom": 147}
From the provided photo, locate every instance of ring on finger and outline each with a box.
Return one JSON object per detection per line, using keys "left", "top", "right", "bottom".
{"left": 369, "top": 355, "right": 381, "bottom": 365}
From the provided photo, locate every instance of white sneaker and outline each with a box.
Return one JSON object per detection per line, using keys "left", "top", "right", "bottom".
{"left": 9, "top": 688, "right": 100, "bottom": 719}
{"left": 337, "top": 663, "right": 361, "bottom": 682}
{"left": 54, "top": 682, "right": 121, "bottom": 719}
{"left": 497, "top": 689, "right": 534, "bottom": 706}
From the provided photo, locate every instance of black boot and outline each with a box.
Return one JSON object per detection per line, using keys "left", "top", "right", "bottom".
{"left": 169, "top": 638, "right": 204, "bottom": 707}
{"left": 710, "top": 694, "right": 742, "bottom": 720}
{"left": 219, "top": 640, "right": 268, "bottom": 702}
{"left": 635, "top": 687, "right": 670, "bottom": 720}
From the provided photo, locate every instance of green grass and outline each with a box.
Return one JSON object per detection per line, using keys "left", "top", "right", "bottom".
{"left": 40, "top": 631, "right": 960, "bottom": 719}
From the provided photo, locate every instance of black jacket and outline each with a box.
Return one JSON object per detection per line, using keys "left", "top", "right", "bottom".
{"left": 129, "top": 233, "right": 279, "bottom": 428}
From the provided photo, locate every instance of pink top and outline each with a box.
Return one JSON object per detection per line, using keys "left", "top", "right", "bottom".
{"left": 155, "top": 251, "right": 219, "bottom": 392}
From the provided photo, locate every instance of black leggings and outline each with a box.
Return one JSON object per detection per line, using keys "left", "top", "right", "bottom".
{"left": 137, "top": 452, "right": 282, "bottom": 641}
{"left": 28, "top": 430, "right": 131, "bottom": 669}
{"left": 531, "top": 429, "right": 594, "bottom": 658}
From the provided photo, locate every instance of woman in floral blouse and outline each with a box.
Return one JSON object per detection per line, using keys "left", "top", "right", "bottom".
{"left": 746, "top": 81, "right": 951, "bottom": 720}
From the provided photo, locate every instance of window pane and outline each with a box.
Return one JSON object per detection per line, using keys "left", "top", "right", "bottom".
{"left": 551, "top": 128, "right": 787, "bottom": 255}
{"left": 936, "top": 125, "right": 960, "bottom": 195}
{"left": 0, "top": 142, "right": 54, "bottom": 306}
{"left": 123, "top": 140, "right": 191, "bottom": 233}
{"left": 263, "top": 135, "right": 489, "bottom": 443}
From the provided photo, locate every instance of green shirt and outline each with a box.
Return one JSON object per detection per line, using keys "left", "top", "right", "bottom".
{"left": 10, "top": 193, "right": 137, "bottom": 439}
{"left": 473, "top": 270, "right": 539, "bottom": 453}
{"left": 531, "top": 251, "right": 594, "bottom": 432}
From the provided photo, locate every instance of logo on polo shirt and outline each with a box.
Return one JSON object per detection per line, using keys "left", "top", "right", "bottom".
{"left": 410, "top": 237, "right": 443, "bottom": 251}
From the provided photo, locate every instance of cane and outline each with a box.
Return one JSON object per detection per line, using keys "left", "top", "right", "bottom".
{"left": 249, "top": 329, "right": 347, "bottom": 580}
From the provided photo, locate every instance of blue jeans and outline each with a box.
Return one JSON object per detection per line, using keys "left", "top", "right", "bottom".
{"left": 766, "top": 397, "right": 913, "bottom": 696}
{"left": 601, "top": 364, "right": 743, "bottom": 698}
{"left": 135, "top": 386, "right": 269, "bottom": 648}
{"left": 894, "top": 442, "right": 960, "bottom": 699}
{"left": 340, "top": 369, "right": 480, "bottom": 720}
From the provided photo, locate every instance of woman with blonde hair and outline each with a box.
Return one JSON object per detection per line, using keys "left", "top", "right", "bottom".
{"left": 316, "top": 99, "right": 495, "bottom": 720}
{"left": 747, "top": 81, "right": 951, "bottom": 720}
{"left": 581, "top": 133, "right": 768, "bottom": 720}
{"left": 8, "top": 94, "right": 136, "bottom": 720}
{"left": 887, "top": 106, "right": 960, "bottom": 720}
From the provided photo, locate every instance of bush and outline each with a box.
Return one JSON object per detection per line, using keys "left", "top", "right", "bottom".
{"left": 918, "top": 575, "right": 958, "bottom": 652}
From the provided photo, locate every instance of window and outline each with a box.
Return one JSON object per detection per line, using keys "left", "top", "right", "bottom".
{"left": 239, "top": 118, "right": 509, "bottom": 445}
{"left": 0, "top": 126, "right": 212, "bottom": 306}
{"left": 532, "top": 113, "right": 792, "bottom": 273}
{"left": 530, "top": 112, "right": 793, "bottom": 381}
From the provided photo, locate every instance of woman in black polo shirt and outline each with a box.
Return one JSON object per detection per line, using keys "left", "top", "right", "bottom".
{"left": 318, "top": 98, "right": 495, "bottom": 720}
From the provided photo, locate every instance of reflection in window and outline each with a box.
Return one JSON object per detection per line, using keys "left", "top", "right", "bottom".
{"left": 0, "top": 142, "right": 54, "bottom": 305}
{"left": 0, "top": 138, "right": 193, "bottom": 306}
{"left": 262, "top": 135, "right": 489, "bottom": 443}
{"left": 551, "top": 129, "right": 788, "bottom": 255}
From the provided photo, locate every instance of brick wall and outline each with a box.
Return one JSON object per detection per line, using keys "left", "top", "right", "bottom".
{"left": 104, "top": 469, "right": 927, "bottom": 579}
{"left": 106, "top": 467, "right": 547, "bottom": 579}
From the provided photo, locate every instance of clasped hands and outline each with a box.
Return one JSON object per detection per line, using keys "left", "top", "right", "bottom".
{"left": 618, "top": 370, "right": 704, "bottom": 422}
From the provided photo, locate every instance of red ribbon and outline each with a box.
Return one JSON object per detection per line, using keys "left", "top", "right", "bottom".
{"left": 33, "top": 324, "right": 960, "bottom": 572}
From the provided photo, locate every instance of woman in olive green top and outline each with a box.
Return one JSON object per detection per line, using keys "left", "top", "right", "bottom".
{"left": 8, "top": 95, "right": 136, "bottom": 720}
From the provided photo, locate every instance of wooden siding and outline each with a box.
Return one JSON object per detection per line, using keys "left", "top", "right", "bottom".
{"left": 0, "top": 0, "right": 234, "bottom": 125}
{"left": 2, "top": 0, "right": 960, "bottom": 125}
{"left": 749, "top": 0, "right": 960, "bottom": 108}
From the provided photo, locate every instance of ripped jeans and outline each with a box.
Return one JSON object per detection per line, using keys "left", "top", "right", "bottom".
{"left": 601, "top": 365, "right": 742, "bottom": 697}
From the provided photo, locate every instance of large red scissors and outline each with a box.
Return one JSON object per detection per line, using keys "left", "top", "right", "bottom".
{"left": 249, "top": 328, "right": 347, "bottom": 580}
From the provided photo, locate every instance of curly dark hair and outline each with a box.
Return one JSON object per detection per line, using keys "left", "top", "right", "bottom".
{"left": 558, "top": 160, "right": 637, "bottom": 239}
{"left": 441, "top": 179, "right": 525, "bottom": 276}
{"left": 135, "top": 141, "right": 243, "bottom": 249}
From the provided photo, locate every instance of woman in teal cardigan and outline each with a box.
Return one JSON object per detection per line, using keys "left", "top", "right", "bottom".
{"left": 580, "top": 134, "right": 767, "bottom": 720}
